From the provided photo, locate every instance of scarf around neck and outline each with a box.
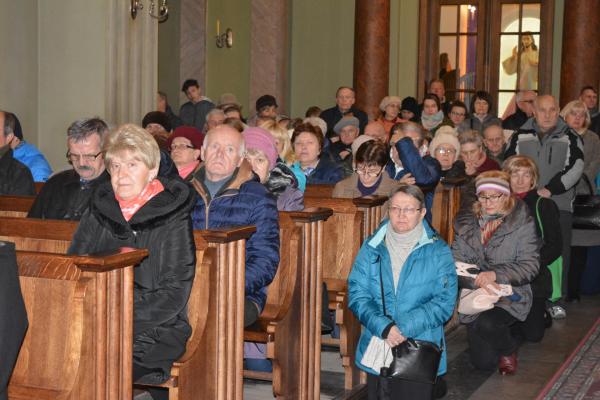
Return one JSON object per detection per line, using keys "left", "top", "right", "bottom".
{"left": 479, "top": 213, "right": 504, "bottom": 246}
{"left": 177, "top": 160, "right": 200, "bottom": 179}
{"left": 116, "top": 179, "right": 165, "bottom": 221}
{"left": 421, "top": 111, "right": 444, "bottom": 130}
{"left": 385, "top": 222, "right": 424, "bottom": 291}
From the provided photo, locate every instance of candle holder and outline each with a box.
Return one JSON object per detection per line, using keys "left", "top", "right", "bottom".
{"left": 216, "top": 28, "right": 234, "bottom": 49}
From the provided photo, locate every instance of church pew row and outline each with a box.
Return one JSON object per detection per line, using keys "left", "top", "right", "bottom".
{"left": 0, "top": 206, "right": 334, "bottom": 400}
{"left": 9, "top": 248, "right": 147, "bottom": 400}
{"left": 0, "top": 216, "right": 254, "bottom": 400}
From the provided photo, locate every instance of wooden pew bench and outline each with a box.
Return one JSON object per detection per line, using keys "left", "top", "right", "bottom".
{"left": 0, "top": 196, "right": 34, "bottom": 218}
{"left": 0, "top": 217, "right": 253, "bottom": 400}
{"left": 9, "top": 247, "right": 147, "bottom": 400}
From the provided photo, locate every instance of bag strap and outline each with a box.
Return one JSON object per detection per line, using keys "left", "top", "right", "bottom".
{"left": 581, "top": 173, "right": 594, "bottom": 195}
{"left": 535, "top": 196, "right": 545, "bottom": 240}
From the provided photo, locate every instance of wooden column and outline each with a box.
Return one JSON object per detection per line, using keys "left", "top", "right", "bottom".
{"left": 249, "top": 0, "right": 289, "bottom": 115}
{"left": 353, "top": 0, "right": 390, "bottom": 120}
{"left": 560, "top": 0, "right": 600, "bottom": 107}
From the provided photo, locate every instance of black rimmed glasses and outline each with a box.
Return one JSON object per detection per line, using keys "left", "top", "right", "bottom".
{"left": 66, "top": 151, "right": 102, "bottom": 163}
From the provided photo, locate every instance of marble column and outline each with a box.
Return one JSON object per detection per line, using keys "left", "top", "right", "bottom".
{"left": 249, "top": 0, "right": 289, "bottom": 115}
{"left": 353, "top": 0, "right": 390, "bottom": 120}
{"left": 560, "top": 0, "right": 600, "bottom": 107}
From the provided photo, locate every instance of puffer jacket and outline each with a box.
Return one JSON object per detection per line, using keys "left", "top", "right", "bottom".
{"left": 451, "top": 200, "right": 540, "bottom": 322}
{"left": 12, "top": 141, "right": 52, "bottom": 182}
{"left": 68, "top": 177, "right": 196, "bottom": 383}
{"left": 0, "top": 146, "right": 35, "bottom": 196}
{"left": 348, "top": 220, "right": 457, "bottom": 376}
{"left": 190, "top": 160, "right": 280, "bottom": 310}
{"left": 504, "top": 117, "right": 584, "bottom": 211}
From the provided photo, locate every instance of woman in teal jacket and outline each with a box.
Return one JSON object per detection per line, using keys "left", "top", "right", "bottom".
{"left": 348, "top": 185, "right": 457, "bottom": 399}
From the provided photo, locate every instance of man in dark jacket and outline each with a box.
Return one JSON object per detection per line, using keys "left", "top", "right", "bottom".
{"left": 320, "top": 86, "right": 368, "bottom": 137}
{"left": 386, "top": 121, "right": 441, "bottom": 221}
{"left": 505, "top": 95, "right": 584, "bottom": 306}
{"left": 0, "top": 111, "right": 35, "bottom": 196}
{"left": 580, "top": 86, "right": 599, "bottom": 135}
{"left": 503, "top": 90, "right": 536, "bottom": 131}
{"left": 28, "top": 118, "right": 109, "bottom": 220}
{"left": 191, "top": 124, "right": 279, "bottom": 327}
{"left": 179, "top": 79, "right": 215, "bottom": 132}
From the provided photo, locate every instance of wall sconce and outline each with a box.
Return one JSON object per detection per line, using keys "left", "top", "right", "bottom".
{"left": 131, "top": 0, "right": 169, "bottom": 23}
{"left": 215, "top": 19, "right": 233, "bottom": 48}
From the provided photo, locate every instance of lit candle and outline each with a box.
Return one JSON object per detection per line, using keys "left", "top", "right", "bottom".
{"left": 217, "top": 19, "right": 220, "bottom": 35}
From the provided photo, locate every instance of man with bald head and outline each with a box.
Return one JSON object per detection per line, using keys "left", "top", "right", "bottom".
{"left": 364, "top": 121, "right": 389, "bottom": 143}
{"left": 0, "top": 110, "right": 35, "bottom": 195}
{"left": 503, "top": 90, "right": 537, "bottom": 131}
{"left": 505, "top": 95, "right": 583, "bottom": 311}
{"left": 191, "top": 125, "right": 279, "bottom": 328}
{"left": 482, "top": 124, "right": 507, "bottom": 164}
{"left": 320, "top": 87, "right": 368, "bottom": 137}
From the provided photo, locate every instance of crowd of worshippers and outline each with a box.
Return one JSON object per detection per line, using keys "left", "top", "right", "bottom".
{"left": 1, "top": 77, "right": 599, "bottom": 399}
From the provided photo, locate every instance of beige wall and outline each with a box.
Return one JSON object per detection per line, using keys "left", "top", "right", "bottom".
{"left": 389, "top": 0, "right": 420, "bottom": 99}
{"left": 205, "top": 0, "right": 251, "bottom": 111}
{"left": 0, "top": 0, "right": 38, "bottom": 146}
{"left": 38, "top": 0, "right": 107, "bottom": 171}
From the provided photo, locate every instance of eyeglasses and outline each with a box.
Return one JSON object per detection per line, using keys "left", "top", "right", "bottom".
{"left": 170, "top": 144, "right": 195, "bottom": 151}
{"left": 434, "top": 147, "right": 456, "bottom": 155}
{"left": 354, "top": 167, "right": 383, "bottom": 177}
{"left": 519, "top": 100, "right": 535, "bottom": 104}
{"left": 450, "top": 111, "right": 466, "bottom": 117}
{"left": 477, "top": 193, "right": 505, "bottom": 203}
{"left": 389, "top": 206, "right": 422, "bottom": 216}
{"left": 66, "top": 151, "right": 102, "bottom": 163}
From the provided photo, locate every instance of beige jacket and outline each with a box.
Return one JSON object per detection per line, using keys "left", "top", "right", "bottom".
{"left": 332, "top": 173, "right": 400, "bottom": 219}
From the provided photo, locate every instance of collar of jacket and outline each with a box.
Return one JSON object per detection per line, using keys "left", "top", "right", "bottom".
{"left": 191, "top": 158, "right": 255, "bottom": 203}
{"left": 455, "top": 199, "right": 529, "bottom": 240}
{"left": 0, "top": 144, "right": 11, "bottom": 160}
{"left": 367, "top": 219, "right": 436, "bottom": 251}
{"left": 519, "top": 116, "right": 572, "bottom": 139}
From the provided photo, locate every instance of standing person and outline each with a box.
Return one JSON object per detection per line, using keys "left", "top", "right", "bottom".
{"left": 452, "top": 171, "right": 539, "bottom": 375}
{"left": 502, "top": 91, "right": 537, "bottom": 131}
{"left": 69, "top": 124, "right": 196, "bottom": 400}
{"left": 0, "top": 111, "right": 36, "bottom": 196}
{"left": 579, "top": 86, "right": 600, "bottom": 136}
{"left": 466, "top": 91, "right": 502, "bottom": 135}
{"left": 348, "top": 185, "right": 457, "bottom": 399}
{"left": 179, "top": 79, "right": 215, "bottom": 132}
{"left": 560, "top": 100, "right": 600, "bottom": 302}
{"left": 505, "top": 95, "right": 584, "bottom": 316}
{"left": 427, "top": 79, "right": 452, "bottom": 116}
{"left": 320, "top": 86, "right": 368, "bottom": 137}
{"left": 504, "top": 156, "right": 561, "bottom": 341}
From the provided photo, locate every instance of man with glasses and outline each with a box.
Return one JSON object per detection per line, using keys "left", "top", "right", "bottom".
{"left": 503, "top": 90, "right": 537, "bottom": 131}
{"left": 28, "top": 118, "right": 109, "bottom": 220}
{"left": 386, "top": 121, "right": 441, "bottom": 221}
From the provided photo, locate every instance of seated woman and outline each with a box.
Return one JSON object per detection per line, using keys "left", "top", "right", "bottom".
{"left": 348, "top": 185, "right": 457, "bottom": 399}
{"left": 290, "top": 122, "right": 344, "bottom": 188}
{"left": 451, "top": 171, "right": 539, "bottom": 375}
{"left": 429, "top": 130, "right": 466, "bottom": 182}
{"left": 166, "top": 126, "right": 204, "bottom": 180}
{"left": 376, "top": 96, "right": 405, "bottom": 135}
{"left": 421, "top": 93, "right": 453, "bottom": 136}
{"left": 243, "top": 127, "right": 304, "bottom": 212}
{"left": 259, "top": 118, "right": 295, "bottom": 165}
{"left": 503, "top": 155, "right": 561, "bottom": 338}
{"left": 333, "top": 140, "right": 399, "bottom": 216}
{"left": 68, "top": 124, "right": 196, "bottom": 400}
{"left": 465, "top": 91, "right": 502, "bottom": 135}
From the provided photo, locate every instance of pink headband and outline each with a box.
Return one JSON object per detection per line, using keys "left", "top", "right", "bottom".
{"left": 476, "top": 183, "right": 511, "bottom": 196}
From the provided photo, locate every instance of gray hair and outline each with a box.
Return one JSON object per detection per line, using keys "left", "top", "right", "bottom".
{"left": 67, "top": 117, "right": 109, "bottom": 143}
{"left": 206, "top": 108, "right": 226, "bottom": 120}
{"left": 398, "top": 121, "right": 424, "bottom": 139}
{"left": 390, "top": 185, "right": 425, "bottom": 208}
{"left": 459, "top": 130, "right": 483, "bottom": 147}
{"left": 0, "top": 111, "right": 16, "bottom": 137}
{"left": 205, "top": 125, "right": 246, "bottom": 157}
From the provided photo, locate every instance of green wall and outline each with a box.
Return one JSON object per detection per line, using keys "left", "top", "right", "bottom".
{"left": 158, "top": 0, "right": 182, "bottom": 110}
{"left": 205, "top": 0, "right": 251, "bottom": 111}
{"left": 389, "top": 0, "right": 420, "bottom": 99}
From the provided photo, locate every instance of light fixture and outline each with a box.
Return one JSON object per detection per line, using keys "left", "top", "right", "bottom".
{"left": 131, "top": 0, "right": 169, "bottom": 23}
{"left": 215, "top": 19, "right": 233, "bottom": 48}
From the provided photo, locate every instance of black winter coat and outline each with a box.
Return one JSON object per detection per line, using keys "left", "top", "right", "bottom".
{"left": 0, "top": 147, "right": 35, "bottom": 196}
{"left": 68, "top": 177, "right": 196, "bottom": 383}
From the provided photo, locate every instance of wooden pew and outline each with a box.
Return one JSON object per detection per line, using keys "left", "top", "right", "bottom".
{"left": 304, "top": 184, "right": 335, "bottom": 198}
{"left": 9, "top": 248, "right": 147, "bottom": 400}
{"left": 34, "top": 182, "right": 44, "bottom": 194}
{"left": 0, "top": 196, "right": 34, "bottom": 218}
{"left": 431, "top": 182, "right": 463, "bottom": 245}
{"left": 0, "top": 217, "right": 253, "bottom": 400}
{"left": 302, "top": 197, "right": 387, "bottom": 391}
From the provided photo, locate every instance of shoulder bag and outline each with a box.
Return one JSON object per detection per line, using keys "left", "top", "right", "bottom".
{"left": 572, "top": 174, "right": 600, "bottom": 230}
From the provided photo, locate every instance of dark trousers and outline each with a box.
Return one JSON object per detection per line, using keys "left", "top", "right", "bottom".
{"left": 133, "top": 364, "right": 168, "bottom": 400}
{"left": 244, "top": 299, "right": 260, "bottom": 327}
{"left": 511, "top": 297, "right": 546, "bottom": 343}
{"left": 466, "top": 307, "right": 518, "bottom": 371}
{"left": 558, "top": 211, "right": 573, "bottom": 297}
{"left": 569, "top": 246, "right": 587, "bottom": 298}
{"left": 367, "top": 373, "right": 434, "bottom": 400}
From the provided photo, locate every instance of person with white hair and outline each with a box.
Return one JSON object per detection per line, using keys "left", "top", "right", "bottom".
{"left": 376, "top": 96, "right": 404, "bottom": 136}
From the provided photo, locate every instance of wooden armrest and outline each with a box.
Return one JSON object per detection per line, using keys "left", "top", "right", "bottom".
{"left": 352, "top": 196, "right": 388, "bottom": 207}
{"left": 285, "top": 207, "right": 333, "bottom": 222}
{"left": 73, "top": 247, "right": 148, "bottom": 272}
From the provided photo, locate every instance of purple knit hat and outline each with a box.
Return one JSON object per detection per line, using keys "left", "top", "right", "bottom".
{"left": 243, "top": 127, "right": 278, "bottom": 170}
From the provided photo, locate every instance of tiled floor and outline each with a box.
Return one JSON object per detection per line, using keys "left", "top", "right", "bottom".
{"left": 243, "top": 294, "right": 600, "bottom": 399}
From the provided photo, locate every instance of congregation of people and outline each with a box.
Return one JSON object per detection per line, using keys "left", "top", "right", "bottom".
{"left": 2, "top": 76, "right": 600, "bottom": 400}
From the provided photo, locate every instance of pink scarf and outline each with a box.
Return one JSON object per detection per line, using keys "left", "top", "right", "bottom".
{"left": 116, "top": 179, "right": 165, "bottom": 221}
{"left": 177, "top": 160, "right": 200, "bottom": 179}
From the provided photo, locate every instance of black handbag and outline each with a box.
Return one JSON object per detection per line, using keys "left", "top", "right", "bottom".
{"left": 377, "top": 263, "right": 442, "bottom": 387}
{"left": 572, "top": 174, "right": 600, "bottom": 230}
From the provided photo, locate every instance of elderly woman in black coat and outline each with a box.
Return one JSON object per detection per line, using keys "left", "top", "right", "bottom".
{"left": 69, "top": 124, "right": 196, "bottom": 400}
